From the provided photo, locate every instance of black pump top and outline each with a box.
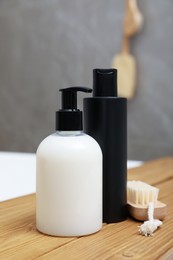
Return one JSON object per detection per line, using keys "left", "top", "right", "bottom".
{"left": 56, "top": 87, "right": 92, "bottom": 131}
{"left": 93, "top": 69, "right": 117, "bottom": 97}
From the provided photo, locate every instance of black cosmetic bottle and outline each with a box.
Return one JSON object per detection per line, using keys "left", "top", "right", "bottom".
{"left": 84, "top": 69, "right": 127, "bottom": 223}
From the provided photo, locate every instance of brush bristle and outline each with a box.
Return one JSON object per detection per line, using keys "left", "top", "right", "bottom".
{"left": 127, "top": 181, "right": 159, "bottom": 206}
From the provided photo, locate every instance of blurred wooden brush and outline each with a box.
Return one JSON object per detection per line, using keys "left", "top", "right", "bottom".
{"left": 112, "top": 0, "right": 143, "bottom": 99}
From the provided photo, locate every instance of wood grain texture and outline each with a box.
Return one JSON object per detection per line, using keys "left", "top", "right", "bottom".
{"left": 0, "top": 157, "right": 173, "bottom": 259}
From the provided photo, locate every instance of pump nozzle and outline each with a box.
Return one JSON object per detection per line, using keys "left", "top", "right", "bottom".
{"left": 60, "top": 87, "right": 92, "bottom": 110}
{"left": 56, "top": 87, "right": 92, "bottom": 131}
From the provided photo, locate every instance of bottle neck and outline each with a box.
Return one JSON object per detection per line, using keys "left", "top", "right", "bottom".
{"left": 56, "top": 130, "right": 83, "bottom": 136}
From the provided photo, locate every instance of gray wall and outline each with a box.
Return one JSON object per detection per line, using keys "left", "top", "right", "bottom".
{"left": 0, "top": 0, "right": 173, "bottom": 160}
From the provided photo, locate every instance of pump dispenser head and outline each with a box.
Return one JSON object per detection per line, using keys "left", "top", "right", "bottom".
{"left": 56, "top": 87, "right": 92, "bottom": 131}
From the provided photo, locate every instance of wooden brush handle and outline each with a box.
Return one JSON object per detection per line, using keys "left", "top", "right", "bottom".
{"left": 121, "top": 35, "right": 130, "bottom": 53}
{"left": 124, "top": 0, "right": 143, "bottom": 36}
{"left": 121, "top": 0, "right": 143, "bottom": 54}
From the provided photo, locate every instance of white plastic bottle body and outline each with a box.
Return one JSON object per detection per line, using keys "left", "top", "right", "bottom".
{"left": 36, "top": 131, "right": 102, "bottom": 237}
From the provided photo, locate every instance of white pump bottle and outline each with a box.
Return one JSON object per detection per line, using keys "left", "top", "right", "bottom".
{"left": 36, "top": 87, "right": 102, "bottom": 237}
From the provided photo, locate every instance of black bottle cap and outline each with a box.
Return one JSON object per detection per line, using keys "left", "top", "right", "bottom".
{"left": 93, "top": 69, "right": 117, "bottom": 97}
{"left": 56, "top": 87, "right": 92, "bottom": 131}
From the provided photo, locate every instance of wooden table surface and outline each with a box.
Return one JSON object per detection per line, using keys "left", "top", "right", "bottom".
{"left": 0, "top": 157, "right": 173, "bottom": 260}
